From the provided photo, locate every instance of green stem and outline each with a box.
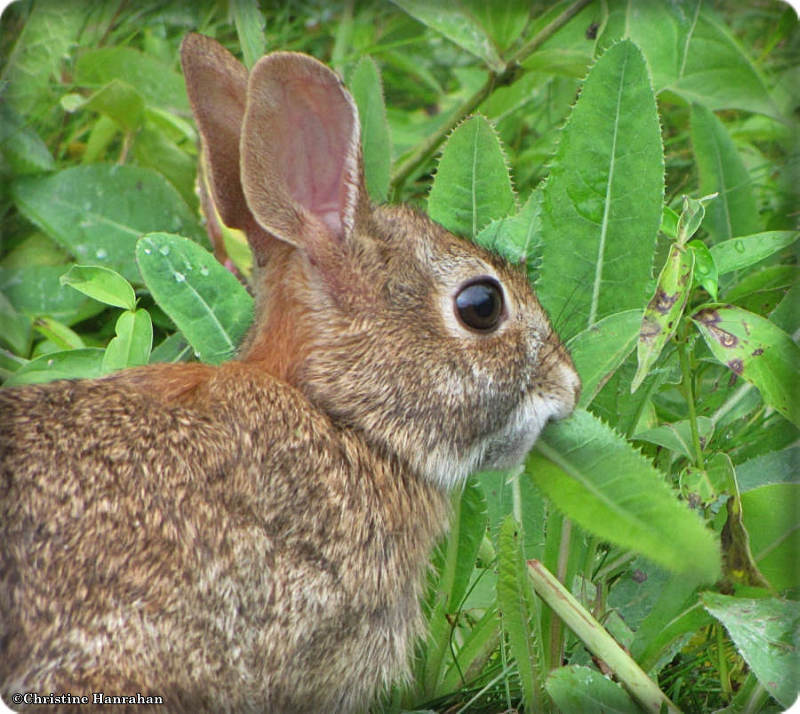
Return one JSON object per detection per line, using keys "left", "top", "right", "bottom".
{"left": 717, "top": 625, "right": 732, "bottom": 698}
{"left": 528, "top": 560, "right": 681, "bottom": 714}
{"left": 389, "top": 0, "right": 593, "bottom": 192}
{"left": 677, "top": 334, "right": 705, "bottom": 469}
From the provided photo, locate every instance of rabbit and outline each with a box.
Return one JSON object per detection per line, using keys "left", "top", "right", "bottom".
{"left": 0, "top": 33, "right": 580, "bottom": 714}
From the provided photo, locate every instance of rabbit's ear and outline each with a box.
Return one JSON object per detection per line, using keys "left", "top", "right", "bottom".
{"left": 240, "top": 52, "right": 369, "bottom": 264}
{"left": 180, "top": 34, "right": 274, "bottom": 259}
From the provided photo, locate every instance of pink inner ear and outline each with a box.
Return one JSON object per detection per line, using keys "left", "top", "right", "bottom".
{"left": 276, "top": 79, "right": 354, "bottom": 236}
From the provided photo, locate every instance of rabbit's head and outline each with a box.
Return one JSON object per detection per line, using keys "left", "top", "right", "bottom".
{"left": 182, "top": 34, "right": 579, "bottom": 489}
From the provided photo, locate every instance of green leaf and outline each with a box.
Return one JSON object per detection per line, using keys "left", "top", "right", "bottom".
{"left": 690, "top": 104, "right": 760, "bottom": 243}
{"left": 467, "top": 0, "right": 530, "bottom": 52}
{"left": 632, "top": 244, "right": 694, "bottom": 392}
{"left": 428, "top": 115, "right": 516, "bottom": 239}
{"left": 692, "top": 305, "right": 800, "bottom": 427}
{"left": 0, "top": 291, "right": 32, "bottom": 356}
{"left": 60, "top": 265, "right": 137, "bottom": 311}
{"left": 538, "top": 40, "right": 664, "bottom": 340}
{"left": 710, "top": 231, "right": 799, "bottom": 275}
{"left": 231, "top": 0, "right": 266, "bottom": 69}
{"left": 3, "top": 348, "right": 106, "bottom": 387}
{"left": 350, "top": 56, "right": 391, "bottom": 203}
{"left": 741, "top": 484, "right": 800, "bottom": 593}
{"left": 0, "top": 102, "right": 56, "bottom": 175}
{"left": 32, "top": 316, "right": 85, "bottom": 351}
{"left": 12, "top": 165, "right": 207, "bottom": 283}
{"left": 600, "top": 1, "right": 781, "bottom": 118}
{"left": 497, "top": 516, "right": 542, "bottom": 713}
{"left": 149, "top": 333, "right": 192, "bottom": 365}
{"left": 0, "top": 0, "right": 85, "bottom": 121}
{"left": 529, "top": 409, "right": 721, "bottom": 581}
{"left": 567, "top": 309, "right": 642, "bottom": 408}
{"left": 634, "top": 417, "right": 714, "bottom": 461}
{"left": 688, "top": 239, "right": 718, "bottom": 299}
{"left": 136, "top": 233, "right": 253, "bottom": 365}
{"left": 102, "top": 309, "right": 153, "bottom": 374}
{"left": 702, "top": 593, "right": 800, "bottom": 709}
{"left": 390, "top": 0, "right": 505, "bottom": 72}
{"left": 0, "top": 265, "right": 105, "bottom": 325}
{"left": 446, "top": 479, "right": 488, "bottom": 612}
{"left": 475, "top": 190, "right": 542, "bottom": 280}
{"left": 736, "top": 447, "right": 800, "bottom": 492}
{"left": 546, "top": 665, "right": 641, "bottom": 714}
{"left": 67, "top": 79, "right": 146, "bottom": 132}
{"left": 74, "top": 47, "right": 189, "bottom": 113}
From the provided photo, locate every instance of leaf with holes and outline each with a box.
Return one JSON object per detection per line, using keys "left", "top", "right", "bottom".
{"left": 691, "top": 305, "right": 800, "bottom": 427}
{"left": 428, "top": 115, "right": 516, "bottom": 239}
{"left": 136, "top": 233, "right": 253, "bottom": 365}
{"left": 538, "top": 40, "right": 664, "bottom": 340}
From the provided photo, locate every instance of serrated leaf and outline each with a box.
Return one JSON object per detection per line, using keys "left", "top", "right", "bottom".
{"left": 710, "top": 231, "right": 799, "bottom": 275}
{"left": 428, "top": 115, "right": 516, "bottom": 239}
{"left": 528, "top": 409, "right": 721, "bottom": 580}
{"left": 3, "top": 348, "right": 106, "bottom": 387}
{"left": 692, "top": 305, "right": 800, "bottom": 427}
{"left": 60, "top": 265, "right": 137, "bottom": 311}
{"left": 497, "top": 516, "right": 541, "bottom": 713}
{"left": 691, "top": 104, "right": 760, "bottom": 243}
{"left": 102, "top": 309, "right": 153, "bottom": 373}
{"left": 546, "top": 665, "right": 640, "bottom": 714}
{"left": 231, "top": 0, "right": 266, "bottom": 69}
{"left": 600, "top": 1, "right": 781, "bottom": 119}
{"left": 632, "top": 244, "right": 694, "bottom": 391}
{"left": 445, "top": 479, "right": 488, "bottom": 612}
{"left": 538, "top": 40, "right": 664, "bottom": 340}
{"left": 12, "top": 165, "right": 207, "bottom": 283}
{"left": 390, "top": 0, "right": 505, "bottom": 72}
{"left": 136, "top": 233, "right": 253, "bottom": 365}
{"left": 350, "top": 56, "right": 391, "bottom": 203}
{"left": 702, "top": 593, "right": 800, "bottom": 709}
{"left": 567, "top": 309, "right": 642, "bottom": 408}
{"left": 475, "top": 190, "right": 541, "bottom": 281}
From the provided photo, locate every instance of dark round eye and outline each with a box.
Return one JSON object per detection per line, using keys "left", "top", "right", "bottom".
{"left": 454, "top": 279, "right": 504, "bottom": 333}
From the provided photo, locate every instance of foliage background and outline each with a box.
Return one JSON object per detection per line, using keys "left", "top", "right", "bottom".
{"left": 1, "top": 1, "right": 798, "bottom": 712}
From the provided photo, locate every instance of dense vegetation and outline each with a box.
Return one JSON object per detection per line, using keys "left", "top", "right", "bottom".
{"left": 1, "top": 1, "right": 797, "bottom": 712}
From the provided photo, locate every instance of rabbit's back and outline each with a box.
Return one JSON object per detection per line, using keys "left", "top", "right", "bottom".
{"left": 0, "top": 364, "right": 448, "bottom": 712}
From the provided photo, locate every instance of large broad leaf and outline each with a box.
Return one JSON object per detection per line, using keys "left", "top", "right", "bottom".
{"left": 528, "top": 409, "right": 721, "bottom": 581}
{"left": 538, "top": 40, "right": 664, "bottom": 340}
{"left": 702, "top": 593, "right": 800, "bottom": 709}
{"left": 428, "top": 115, "right": 516, "bottom": 239}
{"left": 599, "top": 1, "right": 781, "bottom": 119}
{"left": 136, "top": 233, "right": 253, "bottom": 365}
{"left": 692, "top": 305, "right": 800, "bottom": 427}
{"left": 12, "top": 165, "right": 207, "bottom": 283}
{"left": 690, "top": 105, "right": 760, "bottom": 243}
{"left": 350, "top": 56, "right": 392, "bottom": 203}
{"left": 390, "top": 0, "right": 505, "bottom": 72}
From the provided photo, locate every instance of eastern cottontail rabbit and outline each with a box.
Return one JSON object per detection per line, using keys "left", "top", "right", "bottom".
{"left": 0, "top": 33, "right": 579, "bottom": 713}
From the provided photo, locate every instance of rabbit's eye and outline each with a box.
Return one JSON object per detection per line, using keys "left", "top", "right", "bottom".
{"left": 455, "top": 279, "right": 504, "bottom": 333}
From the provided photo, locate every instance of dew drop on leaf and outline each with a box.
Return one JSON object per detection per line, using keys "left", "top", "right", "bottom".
{"left": 734, "top": 240, "right": 745, "bottom": 253}
{"left": 173, "top": 271, "right": 185, "bottom": 282}
{"left": 159, "top": 245, "right": 170, "bottom": 256}
{"left": 95, "top": 248, "right": 107, "bottom": 259}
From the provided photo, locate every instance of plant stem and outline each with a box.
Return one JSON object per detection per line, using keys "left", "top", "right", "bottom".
{"left": 389, "top": 0, "right": 593, "bottom": 192}
{"left": 528, "top": 560, "right": 681, "bottom": 714}
{"left": 716, "top": 624, "right": 732, "bottom": 698}
{"left": 677, "top": 334, "right": 705, "bottom": 469}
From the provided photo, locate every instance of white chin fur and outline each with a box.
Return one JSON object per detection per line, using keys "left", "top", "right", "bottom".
{"left": 417, "top": 391, "right": 567, "bottom": 491}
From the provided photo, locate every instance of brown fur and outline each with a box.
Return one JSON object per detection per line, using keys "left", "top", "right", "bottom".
{"left": 0, "top": 35, "right": 579, "bottom": 713}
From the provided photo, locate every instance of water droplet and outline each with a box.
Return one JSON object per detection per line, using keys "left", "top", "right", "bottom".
{"left": 144, "top": 248, "right": 152, "bottom": 255}
{"left": 47, "top": 359, "right": 54, "bottom": 368}
{"left": 95, "top": 248, "right": 108, "bottom": 260}
{"left": 174, "top": 272, "right": 185, "bottom": 282}
{"left": 200, "top": 266, "right": 209, "bottom": 277}
{"left": 159, "top": 245, "right": 170, "bottom": 256}
{"left": 734, "top": 240, "right": 745, "bottom": 253}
